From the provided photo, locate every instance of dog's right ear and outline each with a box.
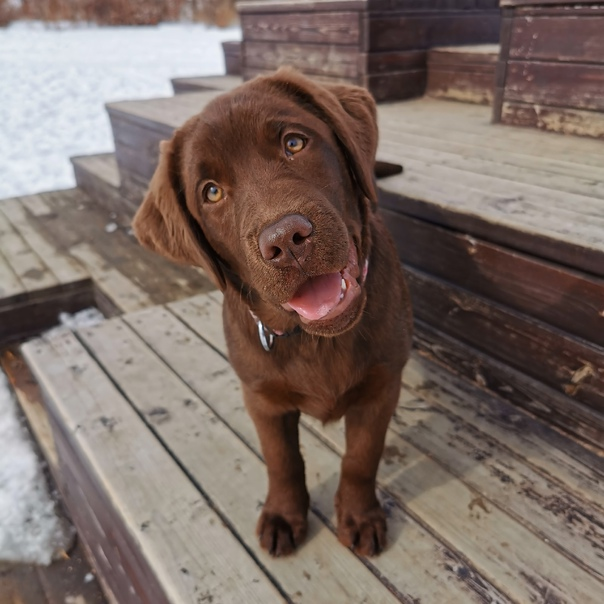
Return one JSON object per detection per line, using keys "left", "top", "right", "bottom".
{"left": 132, "top": 137, "right": 226, "bottom": 289}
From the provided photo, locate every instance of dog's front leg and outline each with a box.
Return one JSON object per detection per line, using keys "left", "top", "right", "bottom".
{"left": 243, "top": 385, "right": 310, "bottom": 556}
{"left": 335, "top": 373, "right": 401, "bottom": 556}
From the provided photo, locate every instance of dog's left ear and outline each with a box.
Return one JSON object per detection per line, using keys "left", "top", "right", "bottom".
{"left": 322, "top": 82, "right": 379, "bottom": 207}
{"left": 263, "top": 69, "right": 379, "bottom": 207}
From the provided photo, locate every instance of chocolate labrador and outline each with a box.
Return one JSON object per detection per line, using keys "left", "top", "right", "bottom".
{"left": 132, "top": 68, "right": 412, "bottom": 557}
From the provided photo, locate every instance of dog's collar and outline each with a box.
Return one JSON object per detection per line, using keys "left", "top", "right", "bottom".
{"left": 249, "top": 310, "right": 301, "bottom": 352}
{"left": 249, "top": 257, "right": 369, "bottom": 352}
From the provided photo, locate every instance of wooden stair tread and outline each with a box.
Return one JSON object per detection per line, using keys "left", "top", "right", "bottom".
{"left": 20, "top": 292, "right": 604, "bottom": 603}
{"left": 21, "top": 328, "right": 284, "bottom": 604}
{"left": 171, "top": 74, "right": 243, "bottom": 94}
{"left": 0, "top": 190, "right": 214, "bottom": 344}
{"left": 105, "top": 87, "right": 604, "bottom": 277}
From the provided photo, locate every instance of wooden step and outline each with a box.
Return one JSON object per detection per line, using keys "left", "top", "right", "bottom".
{"left": 20, "top": 292, "right": 604, "bottom": 603}
{"left": 426, "top": 44, "right": 499, "bottom": 105}
{"left": 171, "top": 74, "right": 243, "bottom": 95}
{"left": 238, "top": 0, "right": 501, "bottom": 102}
{"left": 104, "top": 89, "right": 604, "bottom": 445}
{"left": 71, "top": 153, "right": 140, "bottom": 219}
{"left": 494, "top": 0, "right": 604, "bottom": 139}
{"left": 0, "top": 190, "right": 215, "bottom": 345}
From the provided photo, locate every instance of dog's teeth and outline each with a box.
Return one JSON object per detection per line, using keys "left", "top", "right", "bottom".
{"left": 340, "top": 278, "right": 347, "bottom": 300}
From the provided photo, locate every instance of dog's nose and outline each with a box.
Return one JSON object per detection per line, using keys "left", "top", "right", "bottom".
{"left": 258, "top": 214, "right": 313, "bottom": 266}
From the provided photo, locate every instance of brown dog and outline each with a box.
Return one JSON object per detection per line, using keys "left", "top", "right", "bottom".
{"left": 132, "top": 69, "right": 412, "bottom": 557}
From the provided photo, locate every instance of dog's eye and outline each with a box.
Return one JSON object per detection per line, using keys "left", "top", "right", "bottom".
{"left": 204, "top": 184, "right": 224, "bottom": 203}
{"left": 284, "top": 135, "right": 306, "bottom": 156}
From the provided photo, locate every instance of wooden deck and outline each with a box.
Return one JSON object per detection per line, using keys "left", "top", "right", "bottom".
{"left": 21, "top": 291, "right": 604, "bottom": 603}
{"left": 0, "top": 188, "right": 214, "bottom": 345}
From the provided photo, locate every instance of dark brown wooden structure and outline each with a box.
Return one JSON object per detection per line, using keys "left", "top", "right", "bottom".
{"left": 426, "top": 44, "right": 498, "bottom": 104}
{"left": 493, "top": 0, "right": 604, "bottom": 138}
{"left": 238, "top": 0, "right": 501, "bottom": 101}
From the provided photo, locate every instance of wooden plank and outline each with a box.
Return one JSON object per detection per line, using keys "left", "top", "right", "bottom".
{"left": 0, "top": 282, "right": 96, "bottom": 346}
{"left": 127, "top": 303, "right": 512, "bottom": 604}
{"left": 238, "top": 0, "right": 366, "bottom": 14}
{"left": 376, "top": 158, "right": 604, "bottom": 279}
{"left": 389, "top": 380, "right": 604, "bottom": 579}
{"left": 504, "top": 61, "right": 604, "bottom": 112}
{"left": 19, "top": 193, "right": 54, "bottom": 217}
{"left": 0, "top": 249, "right": 24, "bottom": 299}
{"left": 364, "top": 49, "right": 425, "bottom": 75}
{"left": 305, "top": 416, "right": 604, "bottom": 603}
{"left": 428, "top": 44, "right": 500, "bottom": 66}
{"left": 22, "top": 329, "right": 283, "bottom": 604}
{"left": 167, "top": 294, "right": 604, "bottom": 604}
{"left": 382, "top": 210, "right": 604, "bottom": 348}
{"left": 365, "top": 69, "right": 426, "bottom": 102}
{"left": 172, "top": 291, "right": 604, "bottom": 500}
{"left": 378, "top": 99, "right": 604, "bottom": 161}
{"left": 378, "top": 99, "right": 602, "bottom": 168}
{"left": 0, "top": 198, "right": 88, "bottom": 284}
{"left": 501, "top": 0, "right": 599, "bottom": 7}
{"left": 404, "top": 339, "right": 604, "bottom": 503}
{"left": 413, "top": 321, "right": 604, "bottom": 451}
{"left": 368, "top": 12, "right": 500, "bottom": 52}
{"left": 1, "top": 348, "right": 59, "bottom": 475}
{"left": 35, "top": 189, "right": 214, "bottom": 308}
{"left": 509, "top": 15, "right": 604, "bottom": 63}
{"left": 407, "top": 267, "right": 604, "bottom": 412}
{"left": 0, "top": 209, "right": 57, "bottom": 291}
{"left": 426, "top": 68, "right": 494, "bottom": 105}
{"left": 171, "top": 75, "right": 243, "bottom": 94}
{"left": 377, "top": 132, "right": 604, "bottom": 198}
{"left": 79, "top": 317, "right": 403, "bottom": 604}
{"left": 68, "top": 243, "right": 152, "bottom": 313}
{"left": 244, "top": 41, "right": 360, "bottom": 78}
{"left": 242, "top": 11, "right": 360, "bottom": 44}
{"left": 106, "top": 91, "right": 220, "bottom": 132}
{"left": 378, "top": 140, "right": 604, "bottom": 217}
{"left": 501, "top": 100, "right": 604, "bottom": 139}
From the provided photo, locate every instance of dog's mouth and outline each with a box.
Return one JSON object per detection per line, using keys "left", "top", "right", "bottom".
{"left": 281, "top": 243, "right": 365, "bottom": 325}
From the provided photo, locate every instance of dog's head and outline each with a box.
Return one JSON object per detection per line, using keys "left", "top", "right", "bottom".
{"left": 133, "top": 68, "right": 378, "bottom": 337}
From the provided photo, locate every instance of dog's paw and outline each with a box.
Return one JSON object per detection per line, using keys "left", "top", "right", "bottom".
{"left": 337, "top": 505, "right": 387, "bottom": 556}
{"left": 257, "top": 510, "right": 308, "bottom": 557}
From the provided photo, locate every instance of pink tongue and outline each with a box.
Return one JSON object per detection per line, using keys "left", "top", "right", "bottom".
{"left": 287, "top": 273, "right": 342, "bottom": 320}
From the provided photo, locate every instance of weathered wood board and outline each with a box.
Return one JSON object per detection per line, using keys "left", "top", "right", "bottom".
{"left": 493, "top": 1, "right": 604, "bottom": 138}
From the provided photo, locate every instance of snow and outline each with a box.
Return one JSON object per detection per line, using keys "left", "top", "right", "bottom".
{"left": 0, "top": 20, "right": 241, "bottom": 199}
{"left": 0, "top": 369, "right": 74, "bottom": 565}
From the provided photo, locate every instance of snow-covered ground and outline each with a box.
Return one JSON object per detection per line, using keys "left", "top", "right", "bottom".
{"left": 0, "top": 20, "right": 240, "bottom": 199}
{"left": 0, "top": 21, "right": 236, "bottom": 565}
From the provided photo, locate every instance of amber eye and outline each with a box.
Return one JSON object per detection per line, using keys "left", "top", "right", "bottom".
{"left": 204, "top": 183, "right": 224, "bottom": 203}
{"left": 284, "top": 135, "right": 306, "bottom": 156}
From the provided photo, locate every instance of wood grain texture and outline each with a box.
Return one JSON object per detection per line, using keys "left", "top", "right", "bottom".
{"left": 170, "top": 292, "right": 604, "bottom": 603}
{"left": 406, "top": 267, "right": 604, "bottom": 413}
{"left": 22, "top": 329, "right": 284, "bottom": 604}
{"left": 79, "top": 316, "right": 404, "bottom": 604}
{"left": 128, "top": 301, "right": 513, "bottom": 604}
{"left": 368, "top": 12, "right": 500, "bottom": 52}
{"left": 504, "top": 61, "right": 604, "bottom": 112}
{"left": 413, "top": 321, "right": 604, "bottom": 450}
{"left": 509, "top": 15, "right": 604, "bottom": 63}
{"left": 244, "top": 40, "right": 360, "bottom": 78}
{"left": 426, "top": 68, "right": 494, "bottom": 104}
{"left": 500, "top": 100, "right": 604, "bottom": 139}
{"left": 382, "top": 210, "right": 604, "bottom": 348}
{"left": 242, "top": 11, "right": 360, "bottom": 44}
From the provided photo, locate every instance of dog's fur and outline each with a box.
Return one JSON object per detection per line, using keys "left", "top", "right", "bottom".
{"left": 132, "top": 69, "right": 412, "bottom": 557}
